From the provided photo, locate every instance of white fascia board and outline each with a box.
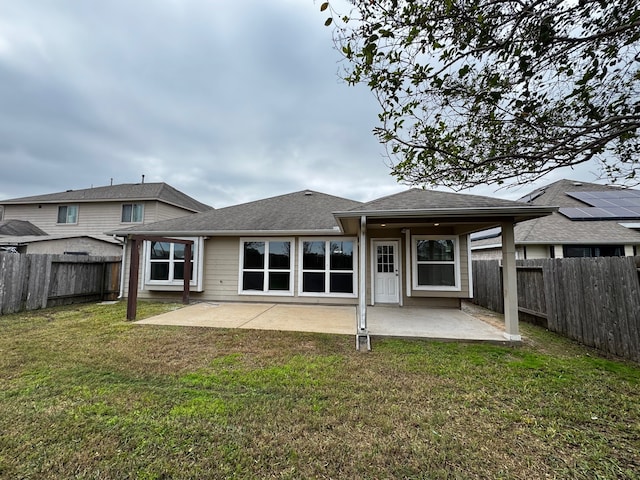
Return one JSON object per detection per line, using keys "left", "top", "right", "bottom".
{"left": 470, "top": 243, "right": 503, "bottom": 250}
{"left": 109, "top": 229, "right": 344, "bottom": 237}
{"left": 334, "top": 206, "right": 557, "bottom": 219}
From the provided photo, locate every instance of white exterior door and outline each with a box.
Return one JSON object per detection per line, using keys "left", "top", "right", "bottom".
{"left": 374, "top": 241, "right": 400, "bottom": 304}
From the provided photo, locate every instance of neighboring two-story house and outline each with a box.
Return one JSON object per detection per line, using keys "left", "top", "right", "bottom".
{"left": 471, "top": 179, "right": 640, "bottom": 259}
{"left": 0, "top": 182, "right": 212, "bottom": 255}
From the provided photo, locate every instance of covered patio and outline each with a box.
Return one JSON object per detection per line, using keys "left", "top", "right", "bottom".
{"left": 134, "top": 302, "right": 508, "bottom": 344}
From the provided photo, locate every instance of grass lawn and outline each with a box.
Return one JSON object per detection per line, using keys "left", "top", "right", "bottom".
{"left": 1, "top": 301, "right": 639, "bottom": 479}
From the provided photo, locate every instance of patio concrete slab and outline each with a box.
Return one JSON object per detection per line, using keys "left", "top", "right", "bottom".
{"left": 135, "top": 302, "right": 508, "bottom": 342}
{"left": 245, "top": 304, "right": 356, "bottom": 334}
{"left": 135, "top": 302, "right": 275, "bottom": 328}
{"left": 135, "top": 302, "right": 356, "bottom": 335}
{"left": 367, "top": 306, "right": 506, "bottom": 341}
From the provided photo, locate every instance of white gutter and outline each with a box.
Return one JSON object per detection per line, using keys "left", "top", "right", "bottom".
{"left": 118, "top": 237, "right": 127, "bottom": 299}
{"left": 106, "top": 228, "right": 344, "bottom": 237}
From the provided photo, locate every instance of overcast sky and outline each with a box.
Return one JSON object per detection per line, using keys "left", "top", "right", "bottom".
{"left": 0, "top": 0, "right": 605, "bottom": 208}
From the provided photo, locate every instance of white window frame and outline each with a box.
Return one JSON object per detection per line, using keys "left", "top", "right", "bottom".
{"left": 412, "top": 235, "right": 461, "bottom": 291}
{"left": 238, "top": 238, "right": 294, "bottom": 296}
{"left": 143, "top": 237, "right": 203, "bottom": 291}
{"left": 298, "top": 237, "right": 358, "bottom": 298}
{"left": 57, "top": 205, "right": 78, "bottom": 225}
{"left": 121, "top": 203, "right": 144, "bottom": 223}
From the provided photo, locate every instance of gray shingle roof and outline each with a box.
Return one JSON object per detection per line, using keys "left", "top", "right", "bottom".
{"left": 110, "top": 190, "right": 362, "bottom": 235}
{"left": 474, "top": 179, "right": 640, "bottom": 245}
{"left": 347, "top": 188, "right": 538, "bottom": 212}
{"left": 1, "top": 183, "right": 212, "bottom": 213}
{"left": 0, "top": 219, "right": 47, "bottom": 236}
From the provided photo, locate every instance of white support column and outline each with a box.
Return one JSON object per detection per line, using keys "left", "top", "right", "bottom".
{"left": 358, "top": 215, "right": 367, "bottom": 333}
{"left": 501, "top": 222, "right": 521, "bottom": 341}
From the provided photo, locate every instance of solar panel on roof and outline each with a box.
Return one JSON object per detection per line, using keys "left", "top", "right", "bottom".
{"left": 559, "top": 205, "right": 640, "bottom": 220}
{"left": 566, "top": 190, "right": 640, "bottom": 208}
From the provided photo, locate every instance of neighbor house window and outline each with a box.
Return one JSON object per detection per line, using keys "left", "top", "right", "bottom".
{"left": 239, "top": 239, "right": 293, "bottom": 294}
{"left": 412, "top": 236, "right": 460, "bottom": 290}
{"left": 563, "top": 244, "right": 624, "bottom": 258}
{"left": 147, "top": 241, "right": 194, "bottom": 283}
{"left": 57, "top": 205, "right": 78, "bottom": 224}
{"left": 121, "top": 203, "right": 144, "bottom": 223}
{"left": 299, "top": 239, "right": 356, "bottom": 296}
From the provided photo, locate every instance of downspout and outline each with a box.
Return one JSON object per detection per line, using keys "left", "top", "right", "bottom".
{"left": 118, "top": 237, "right": 127, "bottom": 299}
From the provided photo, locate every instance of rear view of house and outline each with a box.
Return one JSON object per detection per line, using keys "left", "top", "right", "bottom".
{"left": 111, "top": 188, "right": 554, "bottom": 344}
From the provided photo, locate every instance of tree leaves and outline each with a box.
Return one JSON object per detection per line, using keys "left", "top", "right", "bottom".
{"left": 328, "top": 0, "right": 640, "bottom": 188}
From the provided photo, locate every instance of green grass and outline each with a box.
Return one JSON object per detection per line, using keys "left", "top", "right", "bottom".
{"left": 1, "top": 301, "right": 639, "bottom": 479}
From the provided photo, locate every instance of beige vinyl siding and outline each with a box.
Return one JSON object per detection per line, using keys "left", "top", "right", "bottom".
{"left": 367, "top": 227, "right": 471, "bottom": 303}
{"left": 3, "top": 201, "right": 197, "bottom": 240}
{"left": 131, "top": 236, "right": 358, "bottom": 305}
{"left": 153, "top": 203, "right": 198, "bottom": 222}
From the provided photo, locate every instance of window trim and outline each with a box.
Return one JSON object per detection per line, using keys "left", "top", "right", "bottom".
{"left": 298, "top": 237, "right": 358, "bottom": 298}
{"left": 121, "top": 203, "right": 144, "bottom": 223}
{"left": 142, "top": 237, "right": 203, "bottom": 291}
{"left": 57, "top": 205, "right": 79, "bottom": 225}
{"left": 238, "top": 238, "right": 295, "bottom": 296}
{"left": 412, "top": 235, "right": 461, "bottom": 291}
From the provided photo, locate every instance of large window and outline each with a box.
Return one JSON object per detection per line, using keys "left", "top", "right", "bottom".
{"left": 412, "top": 236, "right": 460, "bottom": 290}
{"left": 57, "top": 205, "right": 78, "bottom": 224}
{"left": 300, "top": 239, "right": 356, "bottom": 296}
{"left": 122, "top": 203, "right": 144, "bottom": 223}
{"left": 147, "top": 241, "right": 194, "bottom": 283}
{"left": 239, "top": 239, "right": 293, "bottom": 294}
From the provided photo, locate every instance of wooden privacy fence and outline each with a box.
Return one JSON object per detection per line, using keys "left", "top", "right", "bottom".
{"left": 472, "top": 257, "right": 640, "bottom": 363}
{"left": 0, "top": 253, "right": 121, "bottom": 315}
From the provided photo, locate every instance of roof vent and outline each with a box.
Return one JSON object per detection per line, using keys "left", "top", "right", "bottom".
{"left": 304, "top": 190, "right": 313, "bottom": 196}
{"left": 572, "top": 182, "right": 583, "bottom": 186}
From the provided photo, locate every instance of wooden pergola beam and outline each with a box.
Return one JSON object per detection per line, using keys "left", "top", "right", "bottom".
{"left": 126, "top": 235, "right": 194, "bottom": 321}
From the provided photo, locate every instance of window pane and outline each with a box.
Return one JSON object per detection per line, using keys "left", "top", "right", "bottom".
{"left": 243, "top": 242, "right": 265, "bottom": 269}
{"left": 269, "top": 241, "right": 290, "bottom": 270}
{"left": 268, "top": 272, "right": 290, "bottom": 291}
{"left": 416, "top": 240, "right": 454, "bottom": 262}
{"left": 330, "top": 273, "right": 353, "bottom": 293}
{"left": 57, "top": 206, "right": 67, "bottom": 224}
{"left": 243, "top": 271, "right": 264, "bottom": 291}
{"left": 67, "top": 206, "right": 78, "bottom": 223}
{"left": 122, "top": 204, "right": 132, "bottom": 222}
{"left": 303, "top": 241, "right": 325, "bottom": 270}
{"left": 174, "top": 261, "right": 193, "bottom": 281}
{"left": 302, "top": 272, "right": 325, "bottom": 292}
{"left": 151, "top": 242, "right": 170, "bottom": 259}
{"left": 150, "top": 263, "right": 170, "bottom": 280}
{"left": 417, "top": 264, "right": 455, "bottom": 286}
{"left": 132, "top": 204, "right": 144, "bottom": 222}
{"left": 330, "top": 241, "right": 353, "bottom": 270}
{"left": 174, "top": 243, "right": 185, "bottom": 260}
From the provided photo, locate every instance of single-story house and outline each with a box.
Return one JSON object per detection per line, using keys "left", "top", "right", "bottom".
{"left": 110, "top": 189, "right": 555, "bottom": 345}
{"left": 471, "top": 179, "right": 640, "bottom": 259}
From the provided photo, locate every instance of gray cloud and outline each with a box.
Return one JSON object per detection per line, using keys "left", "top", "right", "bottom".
{"left": 0, "top": 0, "right": 608, "bottom": 208}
